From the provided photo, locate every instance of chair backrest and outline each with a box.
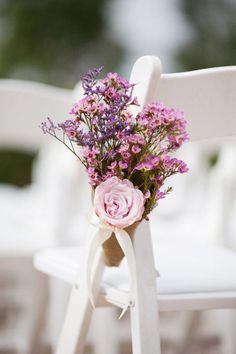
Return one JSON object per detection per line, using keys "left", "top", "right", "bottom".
{"left": 0, "top": 79, "right": 73, "bottom": 151}
{"left": 130, "top": 56, "right": 236, "bottom": 247}
{"left": 0, "top": 79, "right": 82, "bottom": 247}
{"left": 130, "top": 56, "right": 236, "bottom": 141}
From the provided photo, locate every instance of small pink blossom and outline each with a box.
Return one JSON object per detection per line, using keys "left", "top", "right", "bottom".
{"left": 119, "top": 143, "right": 129, "bottom": 153}
{"left": 137, "top": 136, "right": 145, "bottom": 145}
{"left": 178, "top": 161, "right": 189, "bottom": 173}
{"left": 144, "top": 190, "right": 151, "bottom": 199}
{"left": 104, "top": 87, "right": 117, "bottom": 100}
{"left": 135, "top": 155, "right": 160, "bottom": 171}
{"left": 87, "top": 167, "right": 100, "bottom": 186}
{"left": 128, "top": 135, "right": 138, "bottom": 144}
{"left": 156, "top": 190, "right": 166, "bottom": 200}
{"left": 121, "top": 151, "right": 131, "bottom": 160}
{"left": 102, "top": 171, "right": 116, "bottom": 181}
{"left": 132, "top": 145, "right": 141, "bottom": 154}
{"left": 118, "top": 161, "right": 128, "bottom": 169}
{"left": 108, "top": 161, "right": 117, "bottom": 170}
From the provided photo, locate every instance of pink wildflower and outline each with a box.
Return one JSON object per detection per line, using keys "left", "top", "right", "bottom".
{"left": 144, "top": 190, "right": 151, "bottom": 199}
{"left": 108, "top": 161, "right": 117, "bottom": 170}
{"left": 156, "top": 190, "right": 166, "bottom": 200}
{"left": 118, "top": 161, "right": 128, "bottom": 169}
{"left": 121, "top": 151, "right": 131, "bottom": 160}
{"left": 132, "top": 145, "right": 141, "bottom": 154}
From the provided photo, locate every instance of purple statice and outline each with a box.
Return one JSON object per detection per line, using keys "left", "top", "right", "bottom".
{"left": 41, "top": 66, "right": 189, "bottom": 220}
{"left": 81, "top": 67, "right": 103, "bottom": 95}
{"left": 41, "top": 117, "right": 58, "bottom": 134}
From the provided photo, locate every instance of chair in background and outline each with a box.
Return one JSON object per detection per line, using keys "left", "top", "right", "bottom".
{"left": 0, "top": 79, "right": 82, "bottom": 354}
{"left": 34, "top": 56, "right": 236, "bottom": 354}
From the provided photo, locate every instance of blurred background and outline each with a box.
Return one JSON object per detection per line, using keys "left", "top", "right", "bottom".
{"left": 0, "top": 0, "right": 236, "bottom": 353}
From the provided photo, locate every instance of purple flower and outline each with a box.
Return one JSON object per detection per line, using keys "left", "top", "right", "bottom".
{"left": 135, "top": 155, "right": 160, "bottom": 171}
{"left": 104, "top": 87, "right": 117, "bottom": 100}
{"left": 108, "top": 161, "right": 117, "bottom": 170}
{"left": 81, "top": 67, "right": 103, "bottom": 94}
{"left": 156, "top": 190, "right": 166, "bottom": 200}
{"left": 121, "top": 151, "right": 131, "bottom": 160}
{"left": 118, "top": 161, "right": 128, "bottom": 169}
{"left": 87, "top": 167, "right": 101, "bottom": 186}
{"left": 144, "top": 190, "right": 151, "bottom": 199}
{"left": 131, "top": 145, "right": 141, "bottom": 154}
{"left": 40, "top": 117, "right": 58, "bottom": 134}
{"left": 178, "top": 161, "right": 189, "bottom": 173}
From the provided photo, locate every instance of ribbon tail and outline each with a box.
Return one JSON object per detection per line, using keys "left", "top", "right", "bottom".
{"left": 118, "top": 303, "right": 130, "bottom": 320}
{"left": 115, "top": 229, "right": 137, "bottom": 318}
{"left": 86, "top": 228, "right": 112, "bottom": 307}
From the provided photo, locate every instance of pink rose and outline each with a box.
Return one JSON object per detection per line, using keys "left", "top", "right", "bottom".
{"left": 94, "top": 176, "right": 145, "bottom": 228}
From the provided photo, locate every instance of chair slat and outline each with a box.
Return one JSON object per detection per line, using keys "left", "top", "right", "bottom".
{"left": 0, "top": 79, "right": 72, "bottom": 150}
{"left": 156, "top": 67, "right": 236, "bottom": 141}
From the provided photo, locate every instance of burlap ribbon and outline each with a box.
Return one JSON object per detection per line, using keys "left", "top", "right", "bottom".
{"left": 86, "top": 213, "right": 137, "bottom": 318}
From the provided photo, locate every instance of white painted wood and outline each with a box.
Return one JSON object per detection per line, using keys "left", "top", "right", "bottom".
{"left": 103, "top": 290, "right": 236, "bottom": 313}
{"left": 129, "top": 55, "right": 161, "bottom": 116}
{"left": 211, "top": 310, "right": 236, "bottom": 354}
{"left": 90, "top": 308, "right": 120, "bottom": 354}
{"left": 130, "top": 221, "right": 161, "bottom": 354}
{"left": 34, "top": 245, "right": 236, "bottom": 311}
{"left": 156, "top": 66, "right": 236, "bottom": 141}
{"left": 202, "top": 143, "right": 236, "bottom": 246}
{"left": 157, "top": 292, "right": 236, "bottom": 312}
{"left": 56, "top": 248, "right": 104, "bottom": 354}
{"left": 0, "top": 79, "right": 77, "bottom": 255}
{"left": 128, "top": 56, "right": 162, "bottom": 354}
{"left": 34, "top": 240, "right": 236, "bottom": 295}
{"left": 0, "top": 79, "right": 75, "bottom": 354}
{"left": 0, "top": 79, "right": 72, "bottom": 150}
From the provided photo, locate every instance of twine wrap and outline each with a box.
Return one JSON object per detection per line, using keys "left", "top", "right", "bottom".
{"left": 102, "top": 223, "right": 138, "bottom": 267}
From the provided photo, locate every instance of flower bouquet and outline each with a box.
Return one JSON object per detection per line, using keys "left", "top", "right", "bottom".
{"left": 41, "top": 67, "right": 188, "bottom": 268}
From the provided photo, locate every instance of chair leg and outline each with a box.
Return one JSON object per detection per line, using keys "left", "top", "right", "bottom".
{"left": 56, "top": 250, "right": 105, "bottom": 354}
{"left": 130, "top": 221, "right": 161, "bottom": 354}
{"left": 212, "top": 309, "right": 236, "bottom": 354}
{"left": 56, "top": 285, "right": 94, "bottom": 354}
{"left": 30, "top": 270, "right": 49, "bottom": 353}
{"left": 130, "top": 296, "right": 161, "bottom": 354}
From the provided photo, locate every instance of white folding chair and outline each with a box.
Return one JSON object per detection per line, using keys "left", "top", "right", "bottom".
{"left": 34, "top": 56, "right": 236, "bottom": 354}
{"left": 0, "top": 79, "right": 78, "bottom": 353}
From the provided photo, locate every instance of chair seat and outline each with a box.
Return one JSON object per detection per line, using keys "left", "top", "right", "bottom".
{"left": 34, "top": 239, "right": 236, "bottom": 296}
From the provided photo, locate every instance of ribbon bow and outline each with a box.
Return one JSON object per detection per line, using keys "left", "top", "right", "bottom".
{"left": 85, "top": 213, "right": 137, "bottom": 319}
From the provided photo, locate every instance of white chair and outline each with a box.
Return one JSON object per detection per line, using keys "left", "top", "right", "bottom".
{"left": 0, "top": 79, "right": 80, "bottom": 353}
{"left": 34, "top": 56, "right": 236, "bottom": 354}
